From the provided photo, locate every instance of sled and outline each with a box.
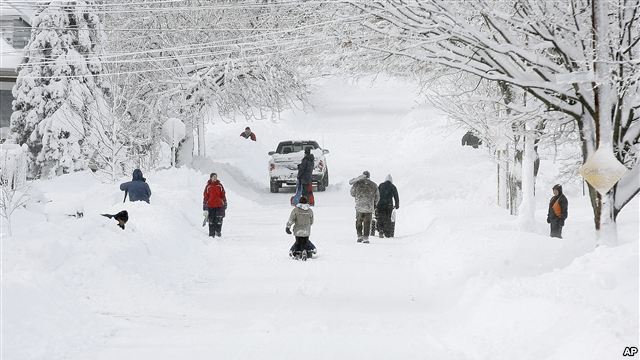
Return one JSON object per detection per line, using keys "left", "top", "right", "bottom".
{"left": 289, "top": 240, "right": 316, "bottom": 260}
{"left": 371, "top": 208, "right": 396, "bottom": 238}
{"left": 389, "top": 209, "right": 396, "bottom": 237}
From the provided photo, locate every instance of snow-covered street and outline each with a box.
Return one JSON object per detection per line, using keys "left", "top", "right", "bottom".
{"left": 2, "top": 79, "right": 637, "bottom": 360}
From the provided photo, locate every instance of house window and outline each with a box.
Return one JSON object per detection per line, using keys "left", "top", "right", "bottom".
{"left": 0, "top": 82, "right": 14, "bottom": 128}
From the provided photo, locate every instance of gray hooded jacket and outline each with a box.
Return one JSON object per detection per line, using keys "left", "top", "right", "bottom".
{"left": 287, "top": 203, "right": 314, "bottom": 237}
{"left": 350, "top": 178, "right": 379, "bottom": 213}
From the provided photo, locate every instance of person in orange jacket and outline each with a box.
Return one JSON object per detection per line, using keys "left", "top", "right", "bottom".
{"left": 547, "top": 184, "right": 568, "bottom": 238}
{"left": 203, "top": 173, "right": 227, "bottom": 237}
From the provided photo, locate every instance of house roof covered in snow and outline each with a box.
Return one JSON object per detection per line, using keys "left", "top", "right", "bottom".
{"left": 0, "top": 1, "right": 36, "bottom": 25}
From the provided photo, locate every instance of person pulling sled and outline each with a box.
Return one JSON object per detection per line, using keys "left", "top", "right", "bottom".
{"left": 374, "top": 174, "right": 399, "bottom": 238}
{"left": 286, "top": 196, "right": 316, "bottom": 260}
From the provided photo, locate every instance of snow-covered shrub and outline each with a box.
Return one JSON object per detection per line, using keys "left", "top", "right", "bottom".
{"left": 0, "top": 144, "right": 31, "bottom": 235}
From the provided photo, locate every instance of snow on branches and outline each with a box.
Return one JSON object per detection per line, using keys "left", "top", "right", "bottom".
{"left": 10, "top": 0, "right": 110, "bottom": 178}
{"left": 350, "top": 0, "right": 640, "bottom": 236}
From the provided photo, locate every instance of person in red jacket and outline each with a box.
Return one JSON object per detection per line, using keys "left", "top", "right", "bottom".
{"left": 203, "top": 173, "right": 227, "bottom": 237}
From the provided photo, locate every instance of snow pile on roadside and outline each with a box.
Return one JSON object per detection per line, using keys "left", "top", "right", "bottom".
{"left": 2, "top": 168, "right": 218, "bottom": 360}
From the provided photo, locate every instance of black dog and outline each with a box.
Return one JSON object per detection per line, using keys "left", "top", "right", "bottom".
{"left": 101, "top": 210, "right": 129, "bottom": 230}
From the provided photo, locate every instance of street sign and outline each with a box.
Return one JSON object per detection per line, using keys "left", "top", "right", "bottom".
{"left": 579, "top": 147, "right": 628, "bottom": 195}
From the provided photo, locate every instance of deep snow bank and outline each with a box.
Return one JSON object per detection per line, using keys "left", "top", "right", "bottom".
{"left": 2, "top": 76, "right": 637, "bottom": 360}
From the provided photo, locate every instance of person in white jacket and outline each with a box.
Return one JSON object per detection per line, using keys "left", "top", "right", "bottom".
{"left": 286, "top": 196, "right": 316, "bottom": 259}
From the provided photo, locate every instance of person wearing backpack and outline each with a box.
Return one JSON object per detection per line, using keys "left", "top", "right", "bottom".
{"left": 547, "top": 184, "right": 568, "bottom": 238}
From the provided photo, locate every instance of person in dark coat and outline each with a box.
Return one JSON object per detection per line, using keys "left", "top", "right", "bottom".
{"left": 120, "top": 169, "right": 151, "bottom": 203}
{"left": 203, "top": 172, "right": 227, "bottom": 237}
{"left": 376, "top": 174, "right": 399, "bottom": 238}
{"left": 240, "top": 127, "right": 256, "bottom": 141}
{"left": 461, "top": 131, "right": 482, "bottom": 148}
{"left": 547, "top": 184, "right": 568, "bottom": 238}
{"left": 297, "top": 147, "right": 315, "bottom": 205}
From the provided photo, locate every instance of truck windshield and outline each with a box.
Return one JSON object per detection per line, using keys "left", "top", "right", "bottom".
{"left": 276, "top": 142, "right": 319, "bottom": 154}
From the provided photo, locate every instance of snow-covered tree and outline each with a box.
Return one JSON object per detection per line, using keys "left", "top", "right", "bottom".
{"left": 11, "top": 0, "right": 110, "bottom": 178}
{"left": 0, "top": 144, "right": 31, "bottom": 236}
{"left": 98, "top": 0, "right": 355, "bottom": 166}
{"left": 350, "top": 0, "right": 640, "bottom": 243}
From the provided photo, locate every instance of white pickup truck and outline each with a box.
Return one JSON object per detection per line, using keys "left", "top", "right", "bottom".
{"left": 268, "top": 140, "right": 329, "bottom": 193}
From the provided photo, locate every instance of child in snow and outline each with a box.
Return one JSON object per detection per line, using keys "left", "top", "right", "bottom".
{"left": 203, "top": 173, "right": 227, "bottom": 237}
{"left": 547, "top": 184, "right": 568, "bottom": 238}
{"left": 286, "top": 196, "right": 316, "bottom": 259}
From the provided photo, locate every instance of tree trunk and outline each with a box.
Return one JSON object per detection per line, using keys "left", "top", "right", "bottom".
{"left": 197, "top": 116, "right": 206, "bottom": 157}
{"left": 176, "top": 120, "right": 194, "bottom": 167}
{"left": 5, "top": 216, "right": 12, "bottom": 236}
{"left": 508, "top": 147, "right": 523, "bottom": 216}
{"left": 517, "top": 133, "right": 536, "bottom": 230}
{"left": 595, "top": 191, "right": 618, "bottom": 246}
{"left": 591, "top": 0, "right": 617, "bottom": 245}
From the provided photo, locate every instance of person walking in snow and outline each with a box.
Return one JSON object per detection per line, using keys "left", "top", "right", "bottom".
{"left": 547, "top": 184, "right": 568, "bottom": 239}
{"left": 286, "top": 195, "right": 316, "bottom": 259}
{"left": 203, "top": 172, "right": 227, "bottom": 238}
{"left": 376, "top": 174, "right": 399, "bottom": 238}
{"left": 461, "top": 130, "right": 482, "bottom": 148}
{"left": 297, "top": 147, "right": 315, "bottom": 205}
{"left": 120, "top": 169, "right": 151, "bottom": 203}
{"left": 240, "top": 126, "right": 256, "bottom": 141}
{"left": 349, "top": 170, "right": 379, "bottom": 243}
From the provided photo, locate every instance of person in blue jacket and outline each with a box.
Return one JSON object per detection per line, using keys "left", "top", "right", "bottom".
{"left": 120, "top": 169, "right": 152, "bottom": 203}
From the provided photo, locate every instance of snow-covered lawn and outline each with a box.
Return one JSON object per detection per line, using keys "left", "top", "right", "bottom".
{"left": 2, "top": 78, "right": 637, "bottom": 360}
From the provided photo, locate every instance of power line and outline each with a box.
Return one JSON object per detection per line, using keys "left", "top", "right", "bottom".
{"left": 13, "top": 34, "right": 335, "bottom": 66}
{"left": 0, "top": 13, "right": 363, "bottom": 57}
{"left": 1, "top": 0, "right": 343, "bottom": 14}
{"left": 17, "top": 40, "right": 335, "bottom": 79}
{"left": 0, "top": 25, "right": 318, "bottom": 32}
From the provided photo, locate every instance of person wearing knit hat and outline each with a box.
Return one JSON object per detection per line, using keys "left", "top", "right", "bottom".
{"left": 546, "top": 184, "right": 568, "bottom": 238}
{"left": 375, "top": 174, "right": 399, "bottom": 238}
{"left": 350, "top": 170, "right": 379, "bottom": 243}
